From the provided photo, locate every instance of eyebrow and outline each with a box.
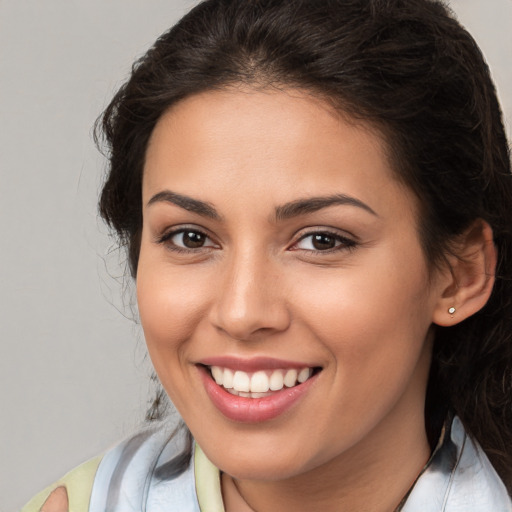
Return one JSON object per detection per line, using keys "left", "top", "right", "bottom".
{"left": 146, "top": 190, "right": 377, "bottom": 221}
{"left": 146, "top": 190, "right": 221, "bottom": 220}
{"left": 274, "top": 194, "right": 378, "bottom": 220}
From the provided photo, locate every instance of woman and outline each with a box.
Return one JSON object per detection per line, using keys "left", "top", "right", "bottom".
{"left": 23, "top": 0, "right": 512, "bottom": 510}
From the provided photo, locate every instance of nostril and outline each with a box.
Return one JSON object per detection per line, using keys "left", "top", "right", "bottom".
{"left": 209, "top": 305, "right": 292, "bottom": 342}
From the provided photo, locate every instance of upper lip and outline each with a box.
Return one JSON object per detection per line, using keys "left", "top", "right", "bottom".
{"left": 198, "top": 356, "right": 319, "bottom": 372}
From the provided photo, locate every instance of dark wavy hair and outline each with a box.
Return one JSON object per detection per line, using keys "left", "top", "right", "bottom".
{"left": 96, "top": 0, "right": 512, "bottom": 488}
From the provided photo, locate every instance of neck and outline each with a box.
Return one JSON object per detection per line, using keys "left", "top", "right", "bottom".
{"left": 222, "top": 406, "right": 431, "bottom": 512}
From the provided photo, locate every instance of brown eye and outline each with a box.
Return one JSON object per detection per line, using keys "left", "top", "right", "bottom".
{"left": 292, "top": 231, "right": 357, "bottom": 253}
{"left": 181, "top": 231, "right": 206, "bottom": 248}
{"left": 311, "top": 234, "right": 336, "bottom": 250}
{"left": 162, "top": 229, "right": 217, "bottom": 251}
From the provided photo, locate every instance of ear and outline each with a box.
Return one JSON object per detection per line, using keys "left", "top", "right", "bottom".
{"left": 432, "top": 219, "right": 496, "bottom": 327}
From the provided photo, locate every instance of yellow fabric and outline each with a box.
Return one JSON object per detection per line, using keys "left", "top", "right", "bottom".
{"left": 23, "top": 445, "right": 222, "bottom": 511}
{"left": 194, "top": 444, "right": 225, "bottom": 512}
{"left": 21, "top": 455, "right": 102, "bottom": 512}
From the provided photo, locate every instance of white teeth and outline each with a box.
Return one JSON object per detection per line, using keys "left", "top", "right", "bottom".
{"left": 223, "top": 368, "right": 234, "bottom": 389}
{"left": 284, "top": 369, "right": 298, "bottom": 387}
{"left": 227, "top": 389, "right": 275, "bottom": 398}
{"left": 269, "top": 370, "right": 285, "bottom": 391}
{"left": 209, "top": 366, "right": 314, "bottom": 395}
{"left": 250, "top": 371, "right": 270, "bottom": 393}
{"left": 211, "top": 366, "right": 223, "bottom": 385}
{"left": 298, "top": 367, "right": 311, "bottom": 383}
{"left": 233, "top": 371, "right": 250, "bottom": 392}
{"left": 250, "top": 392, "right": 268, "bottom": 398}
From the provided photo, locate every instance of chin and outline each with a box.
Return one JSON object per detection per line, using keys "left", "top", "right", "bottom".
{"left": 219, "top": 458, "right": 307, "bottom": 482}
{"left": 200, "top": 435, "right": 325, "bottom": 482}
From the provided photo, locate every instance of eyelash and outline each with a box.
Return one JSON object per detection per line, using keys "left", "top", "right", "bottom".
{"left": 156, "top": 227, "right": 357, "bottom": 255}
{"left": 156, "top": 227, "right": 217, "bottom": 254}
{"left": 290, "top": 230, "right": 357, "bottom": 254}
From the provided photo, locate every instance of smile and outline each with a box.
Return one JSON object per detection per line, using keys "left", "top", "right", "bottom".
{"left": 209, "top": 366, "right": 313, "bottom": 398}
{"left": 198, "top": 360, "right": 321, "bottom": 423}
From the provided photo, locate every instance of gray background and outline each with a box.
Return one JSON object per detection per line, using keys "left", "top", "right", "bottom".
{"left": 1, "top": 1, "right": 510, "bottom": 510}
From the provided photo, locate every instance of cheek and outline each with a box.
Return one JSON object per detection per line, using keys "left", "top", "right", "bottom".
{"left": 294, "top": 256, "right": 432, "bottom": 339}
{"left": 136, "top": 256, "right": 211, "bottom": 367}
{"left": 291, "top": 251, "right": 434, "bottom": 393}
{"left": 136, "top": 260, "right": 215, "bottom": 416}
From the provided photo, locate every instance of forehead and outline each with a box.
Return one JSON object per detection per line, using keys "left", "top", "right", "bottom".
{"left": 143, "top": 88, "right": 415, "bottom": 218}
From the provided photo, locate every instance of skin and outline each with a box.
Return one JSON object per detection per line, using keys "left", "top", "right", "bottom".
{"left": 137, "top": 88, "right": 458, "bottom": 512}
{"left": 40, "top": 487, "right": 67, "bottom": 512}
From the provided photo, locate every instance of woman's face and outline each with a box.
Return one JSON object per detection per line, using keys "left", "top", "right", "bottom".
{"left": 138, "top": 88, "right": 446, "bottom": 481}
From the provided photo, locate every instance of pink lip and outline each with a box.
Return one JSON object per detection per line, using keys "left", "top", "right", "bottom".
{"left": 199, "top": 355, "right": 315, "bottom": 372}
{"left": 198, "top": 365, "right": 319, "bottom": 423}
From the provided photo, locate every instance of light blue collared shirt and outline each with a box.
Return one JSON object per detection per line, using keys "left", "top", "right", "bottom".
{"left": 89, "top": 416, "right": 512, "bottom": 511}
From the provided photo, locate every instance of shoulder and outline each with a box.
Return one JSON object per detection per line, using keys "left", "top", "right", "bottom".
{"left": 403, "top": 416, "right": 512, "bottom": 511}
{"left": 21, "top": 455, "right": 102, "bottom": 512}
{"left": 88, "top": 422, "right": 200, "bottom": 511}
{"left": 21, "top": 422, "right": 196, "bottom": 512}
{"left": 443, "top": 417, "right": 512, "bottom": 511}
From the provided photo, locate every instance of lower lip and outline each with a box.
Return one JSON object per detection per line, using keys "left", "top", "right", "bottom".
{"left": 199, "top": 366, "right": 318, "bottom": 423}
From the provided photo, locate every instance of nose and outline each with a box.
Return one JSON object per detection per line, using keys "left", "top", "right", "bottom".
{"left": 208, "top": 251, "right": 291, "bottom": 341}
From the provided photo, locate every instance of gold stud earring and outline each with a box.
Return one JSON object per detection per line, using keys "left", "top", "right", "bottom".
{"left": 448, "top": 307, "right": 456, "bottom": 316}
